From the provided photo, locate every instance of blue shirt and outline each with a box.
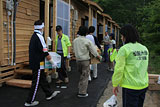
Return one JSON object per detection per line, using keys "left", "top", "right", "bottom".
{"left": 57, "top": 37, "right": 63, "bottom": 53}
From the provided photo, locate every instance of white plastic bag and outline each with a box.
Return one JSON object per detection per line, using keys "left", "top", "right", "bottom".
{"left": 103, "top": 95, "right": 118, "bottom": 107}
{"left": 45, "top": 52, "right": 61, "bottom": 69}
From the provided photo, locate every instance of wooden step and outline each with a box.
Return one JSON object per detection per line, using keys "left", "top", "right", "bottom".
{"left": 23, "top": 62, "right": 29, "bottom": 66}
{"left": 15, "top": 69, "right": 32, "bottom": 75}
{"left": 6, "top": 79, "right": 31, "bottom": 88}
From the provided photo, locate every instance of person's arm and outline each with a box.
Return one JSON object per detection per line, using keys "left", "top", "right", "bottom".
{"left": 113, "top": 40, "right": 116, "bottom": 49}
{"left": 112, "top": 47, "right": 126, "bottom": 87}
{"left": 37, "top": 37, "right": 50, "bottom": 60}
{"left": 66, "top": 36, "right": 71, "bottom": 47}
{"left": 87, "top": 40, "right": 100, "bottom": 59}
{"left": 94, "top": 36, "right": 101, "bottom": 50}
{"left": 66, "top": 36, "right": 71, "bottom": 58}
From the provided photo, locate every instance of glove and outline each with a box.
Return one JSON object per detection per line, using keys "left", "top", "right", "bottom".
{"left": 52, "top": 62, "right": 57, "bottom": 68}
{"left": 49, "top": 58, "right": 54, "bottom": 65}
{"left": 97, "top": 56, "right": 103, "bottom": 62}
{"left": 49, "top": 58, "right": 57, "bottom": 68}
{"left": 67, "top": 53, "right": 71, "bottom": 59}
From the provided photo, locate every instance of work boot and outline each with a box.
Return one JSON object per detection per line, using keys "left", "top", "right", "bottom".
{"left": 24, "top": 101, "right": 39, "bottom": 107}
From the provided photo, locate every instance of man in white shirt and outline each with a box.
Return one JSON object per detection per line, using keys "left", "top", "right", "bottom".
{"left": 86, "top": 26, "right": 98, "bottom": 81}
{"left": 103, "top": 31, "right": 110, "bottom": 62}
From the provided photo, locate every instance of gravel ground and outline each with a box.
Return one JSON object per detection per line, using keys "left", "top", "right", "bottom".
{"left": 97, "top": 81, "right": 160, "bottom": 107}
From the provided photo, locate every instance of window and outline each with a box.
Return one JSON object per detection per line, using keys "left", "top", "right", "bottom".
{"left": 92, "top": 17, "right": 97, "bottom": 36}
{"left": 99, "top": 26, "right": 103, "bottom": 34}
{"left": 56, "top": 0, "right": 70, "bottom": 36}
{"left": 105, "top": 25, "right": 108, "bottom": 32}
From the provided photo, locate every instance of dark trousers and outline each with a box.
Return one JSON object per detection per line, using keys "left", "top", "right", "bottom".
{"left": 26, "top": 69, "right": 52, "bottom": 103}
{"left": 104, "top": 45, "right": 110, "bottom": 62}
{"left": 122, "top": 88, "right": 148, "bottom": 107}
{"left": 57, "top": 53, "right": 68, "bottom": 81}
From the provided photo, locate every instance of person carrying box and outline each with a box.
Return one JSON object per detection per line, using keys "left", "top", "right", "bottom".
{"left": 73, "top": 26, "right": 102, "bottom": 98}
{"left": 25, "top": 20, "right": 60, "bottom": 107}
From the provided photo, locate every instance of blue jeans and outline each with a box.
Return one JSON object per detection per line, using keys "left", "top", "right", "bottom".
{"left": 103, "top": 45, "right": 110, "bottom": 62}
{"left": 122, "top": 88, "right": 148, "bottom": 107}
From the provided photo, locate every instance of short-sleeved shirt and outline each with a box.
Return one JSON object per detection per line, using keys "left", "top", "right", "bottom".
{"left": 110, "top": 40, "right": 116, "bottom": 48}
{"left": 86, "top": 34, "right": 95, "bottom": 45}
{"left": 103, "top": 35, "right": 110, "bottom": 45}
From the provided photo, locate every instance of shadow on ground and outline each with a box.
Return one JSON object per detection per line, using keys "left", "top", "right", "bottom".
{"left": 0, "top": 61, "right": 113, "bottom": 107}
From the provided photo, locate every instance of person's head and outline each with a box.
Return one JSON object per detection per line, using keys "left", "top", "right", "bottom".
{"left": 56, "top": 25, "right": 63, "bottom": 36}
{"left": 78, "top": 26, "right": 88, "bottom": 36}
{"left": 34, "top": 20, "right": 44, "bottom": 33}
{"left": 88, "top": 26, "right": 95, "bottom": 34}
{"left": 120, "top": 24, "right": 139, "bottom": 44}
{"left": 105, "top": 31, "right": 108, "bottom": 36}
{"left": 109, "top": 33, "right": 115, "bottom": 40}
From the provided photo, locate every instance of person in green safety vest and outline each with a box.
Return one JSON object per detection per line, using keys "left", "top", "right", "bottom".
{"left": 112, "top": 25, "right": 149, "bottom": 107}
{"left": 55, "top": 25, "right": 71, "bottom": 87}
{"left": 107, "top": 33, "right": 117, "bottom": 72}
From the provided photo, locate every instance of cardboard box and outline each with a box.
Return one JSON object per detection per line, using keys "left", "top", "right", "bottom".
{"left": 90, "top": 46, "right": 101, "bottom": 64}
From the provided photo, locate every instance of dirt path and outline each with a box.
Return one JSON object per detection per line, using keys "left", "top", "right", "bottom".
{"left": 97, "top": 81, "right": 160, "bottom": 107}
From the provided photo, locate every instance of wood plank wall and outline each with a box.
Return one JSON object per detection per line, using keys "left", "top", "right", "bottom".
{"left": 2, "top": 0, "right": 39, "bottom": 66}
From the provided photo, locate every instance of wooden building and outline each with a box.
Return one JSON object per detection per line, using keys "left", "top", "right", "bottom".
{"left": 0, "top": 0, "right": 120, "bottom": 87}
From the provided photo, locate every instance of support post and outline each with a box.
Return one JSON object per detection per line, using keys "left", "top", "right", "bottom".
{"left": 66, "top": 0, "right": 71, "bottom": 72}
{"left": 110, "top": 23, "right": 113, "bottom": 33}
{"left": 0, "top": 0, "right": 3, "bottom": 87}
{"left": 103, "top": 16, "right": 106, "bottom": 38}
{"left": 95, "top": 10, "right": 97, "bottom": 37}
{"left": 0, "top": 0, "right": 4, "bottom": 66}
{"left": 52, "top": 0, "right": 57, "bottom": 51}
{"left": 115, "top": 26, "right": 117, "bottom": 42}
{"left": 45, "top": 0, "right": 50, "bottom": 41}
{"left": 89, "top": 5, "right": 92, "bottom": 26}
{"left": 117, "top": 28, "right": 120, "bottom": 47}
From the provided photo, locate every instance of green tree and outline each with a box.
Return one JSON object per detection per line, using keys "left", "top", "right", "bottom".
{"left": 137, "top": 0, "right": 160, "bottom": 54}
{"left": 93, "top": 0, "right": 151, "bottom": 26}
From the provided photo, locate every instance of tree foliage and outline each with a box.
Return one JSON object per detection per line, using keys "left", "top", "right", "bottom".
{"left": 94, "top": 0, "right": 160, "bottom": 54}
{"left": 137, "top": 0, "right": 160, "bottom": 54}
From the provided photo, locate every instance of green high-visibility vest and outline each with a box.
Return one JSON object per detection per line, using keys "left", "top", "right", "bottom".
{"left": 112, "top": 42, "right": 149, "bottom": 90}
{"left": 107, "top": 48, "right": 118, "bottom": 62}
{"left": 55, "top": 34, "right": 71, "bottom": 57}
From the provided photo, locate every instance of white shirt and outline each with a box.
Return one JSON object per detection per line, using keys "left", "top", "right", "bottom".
{"left": 110, "top": 40, "right": 116, "bottom": 48}
{"left": 103, "top": 35, "right": 110, "bottom": 45}
{"left": 86, "top": 34, "right": 95, "bottom": 45}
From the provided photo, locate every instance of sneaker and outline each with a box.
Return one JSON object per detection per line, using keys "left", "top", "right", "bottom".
{"left": 88, "top": 80, "right": 91, "bottom": 84}
{"left": 93, "top": 77, "right": 98, "bottom": 80}
{"left": 56, "top": 80, "right": 63, "bottom": 84}
{"left": 24, "top": 101, "right": 39, "bottom": 107}
{"left": 77, "top": 93, "right": 89, "bottom": 98}
{"left": 46, "top": 91, "right": 61, "bottom": 100}
{"left": 61, "top": 85, "right": 67, "bottom": 89}
{"left": 64, "top": 78, "right": 69, "bottom": 83}
{"left": 110, "top": 68, "right": 114, "bottom": 72}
